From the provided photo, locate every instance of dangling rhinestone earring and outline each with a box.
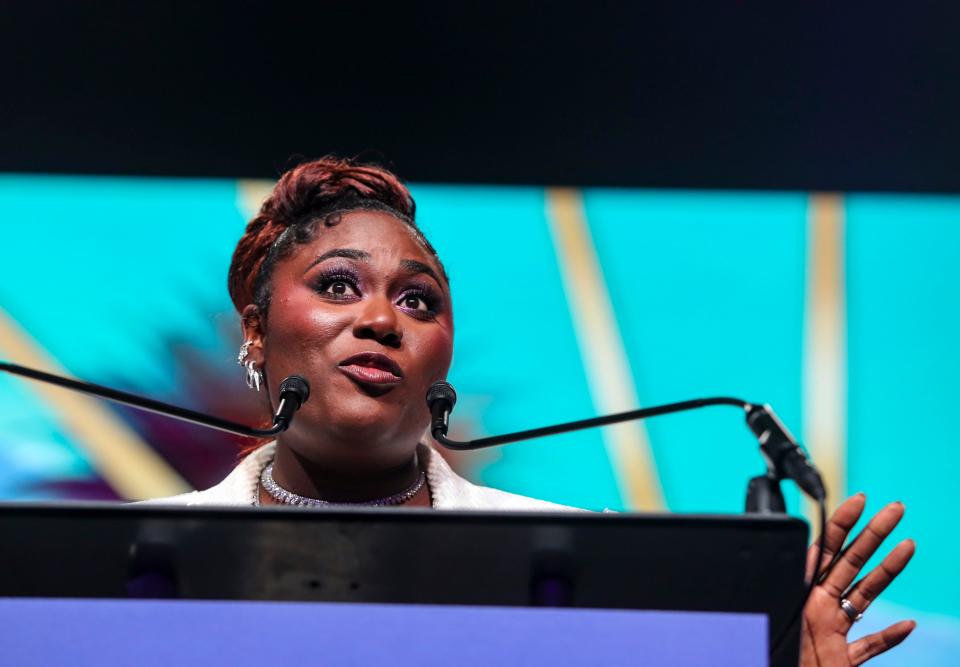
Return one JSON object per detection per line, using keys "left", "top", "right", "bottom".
{"left": 245, "top": 360, "right": 263, "bottom": 392}
{"left": 237, "top": 341, "right": 263, "bottom": 392}
{"left": 237, "top": 340, "right": 252, "bottom": 365}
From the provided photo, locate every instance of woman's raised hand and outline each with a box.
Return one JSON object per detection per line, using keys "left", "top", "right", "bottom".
{"left": 800, "top": 494, "right": 916, "bottom": 666}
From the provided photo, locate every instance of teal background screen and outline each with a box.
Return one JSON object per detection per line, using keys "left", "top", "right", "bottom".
{"left": 0, "top": 175, "right": 957, "bottom": 664}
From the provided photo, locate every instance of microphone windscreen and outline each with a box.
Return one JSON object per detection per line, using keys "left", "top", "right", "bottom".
{"left": 279, "top": 375, "right": 311, "bottom": 408}
{"left": 426, "top": 381, "right": 457, "bottom": 410}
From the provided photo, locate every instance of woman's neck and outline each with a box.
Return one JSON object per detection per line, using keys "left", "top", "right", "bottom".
{"left": 267, "top": 440, "right": 429, "bottom": 506}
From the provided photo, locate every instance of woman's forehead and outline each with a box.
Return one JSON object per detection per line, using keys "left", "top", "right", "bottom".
{"left": 292, "top": 210, "right": 444, "bottom": 279}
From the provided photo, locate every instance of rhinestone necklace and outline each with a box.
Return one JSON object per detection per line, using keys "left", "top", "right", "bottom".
{"left": 257, "top": 461, "right": 426, "bottom": 507}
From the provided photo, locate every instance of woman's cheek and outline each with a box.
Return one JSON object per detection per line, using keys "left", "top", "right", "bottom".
{"left": 275, "top": 295, "right": 349, "bottom": 344}
{"left": 419, "top": 326, "right": 454, "bottom": 383}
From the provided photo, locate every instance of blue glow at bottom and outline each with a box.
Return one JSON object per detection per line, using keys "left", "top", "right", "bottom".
{"left": 0, "top": 598, "right": 766, "bottom": 666}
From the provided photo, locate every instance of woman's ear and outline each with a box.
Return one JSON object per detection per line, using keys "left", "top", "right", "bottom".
{"left": 240, "top": 305, "right": 265, "bottom": 360}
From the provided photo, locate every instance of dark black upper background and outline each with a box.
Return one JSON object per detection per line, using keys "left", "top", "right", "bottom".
{"left": 2, "top": 1, "right": 959, "bottom": 191}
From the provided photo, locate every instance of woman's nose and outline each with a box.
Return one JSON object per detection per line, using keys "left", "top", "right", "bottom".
{"left": 352, "top": 295, "right": 402, "bottom": 348}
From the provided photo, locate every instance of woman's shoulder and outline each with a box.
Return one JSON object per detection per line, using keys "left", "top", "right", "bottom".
{"left": 453, "top": 483, "right": 587, "bottom": 512}
{"left": 420, "top": 443, "right": 587, "bottom": 512}
{"left": 135, "top": 443, "right": 273, "bottom": 507}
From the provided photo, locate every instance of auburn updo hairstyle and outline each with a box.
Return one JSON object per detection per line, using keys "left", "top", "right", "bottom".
{"left": 227, "top": 156, "right": 446, "bottom": 318}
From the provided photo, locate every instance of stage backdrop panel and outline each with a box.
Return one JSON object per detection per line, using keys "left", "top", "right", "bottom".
{"left": 0, "top": 174, "right": 957, "bottom": 665}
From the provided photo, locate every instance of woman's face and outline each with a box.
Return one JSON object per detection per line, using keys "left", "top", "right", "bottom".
{"left": 246, "top": 210, "right": 453, "bottom": 470}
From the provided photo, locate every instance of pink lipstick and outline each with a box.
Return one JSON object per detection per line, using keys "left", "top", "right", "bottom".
{"left": 337, "top": 352, "right": 404, "bottom": 386}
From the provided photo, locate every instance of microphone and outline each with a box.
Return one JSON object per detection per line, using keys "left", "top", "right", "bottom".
{"left": 274, "top": 375, "right": 311, "bottom": 430}
{"left": 0, "top": 361, "right": 310, "bottom": 439}
{"left": 426, "top": 381, "right": 457, "bottom": 440}
{"left": 425, "top": 380, "right": 826, "bottom": 504}
{"left": 746, "top": 404, "right": 825, "bottom": 501}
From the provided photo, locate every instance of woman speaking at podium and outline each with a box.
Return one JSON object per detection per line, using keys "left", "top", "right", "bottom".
{"left": 151, "top": 157, "right": 915, "bottom": 665}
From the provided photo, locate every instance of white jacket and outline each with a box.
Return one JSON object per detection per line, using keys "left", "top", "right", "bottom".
{"left": 142, "top": 441, "right": 582, "bottom": 512}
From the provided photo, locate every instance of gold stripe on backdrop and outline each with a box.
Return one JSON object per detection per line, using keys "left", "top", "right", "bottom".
{"left": 545, "top": 188, "right": 663, "bottom": 511}
{"left": 0, "top": 308, "right": 190, "bottom": 500}
{"left": 237, "top": 179, "right": 276, "bottom": 219}
{"left": 805, "top": 194, "right": 847, "bottom": 516}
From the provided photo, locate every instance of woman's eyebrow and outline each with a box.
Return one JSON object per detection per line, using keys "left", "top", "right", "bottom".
{"left": 399, "top": 258, "right": 443, "bottom": 286}
{"left": 304, "top": 248, "right": 370, "bottom": 273}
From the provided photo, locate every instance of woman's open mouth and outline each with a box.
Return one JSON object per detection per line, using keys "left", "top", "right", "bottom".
{"left": 337, "top": 352, "right": 405, "bottom": 386}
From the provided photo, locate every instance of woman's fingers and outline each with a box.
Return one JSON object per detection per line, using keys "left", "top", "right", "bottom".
{"left": 846, "top": 620, "right": 916, "bottom": 666}
{"left": 821, "top": 501, "right": 905, "bottom": 598}
{"left": 806, "top": 493, "right": 866, "bottom": 581}
{"left": 844, "top": 538, "right": 915, "bottom": 615}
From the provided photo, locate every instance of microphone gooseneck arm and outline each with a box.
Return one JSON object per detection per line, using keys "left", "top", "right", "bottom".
{"left": 435, "top": 396, "right": 749, "bottom": 449}
{"left": 0, "top": 361, "right": 310, "bottom": 439}
{"left": 426, "top": 381, "right": 826, "bottom": 503}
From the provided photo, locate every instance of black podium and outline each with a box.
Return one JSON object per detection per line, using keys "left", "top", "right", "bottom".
{"left": 0, "top": 504, "right": 807, "bottom": 666}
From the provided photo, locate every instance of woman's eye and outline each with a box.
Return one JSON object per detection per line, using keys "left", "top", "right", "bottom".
{"left": 322, "top": 280, "right": 358, "bottom": 297}
{"left": 400, "top": 294, "right": 430, "bottom": 312}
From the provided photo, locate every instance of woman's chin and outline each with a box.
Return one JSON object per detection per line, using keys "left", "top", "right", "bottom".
{"left": 283, "top": 412, "right": 421, "bottom": 472}
{"left": 292, "top": 397, "right": 416, "bottom": 446}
